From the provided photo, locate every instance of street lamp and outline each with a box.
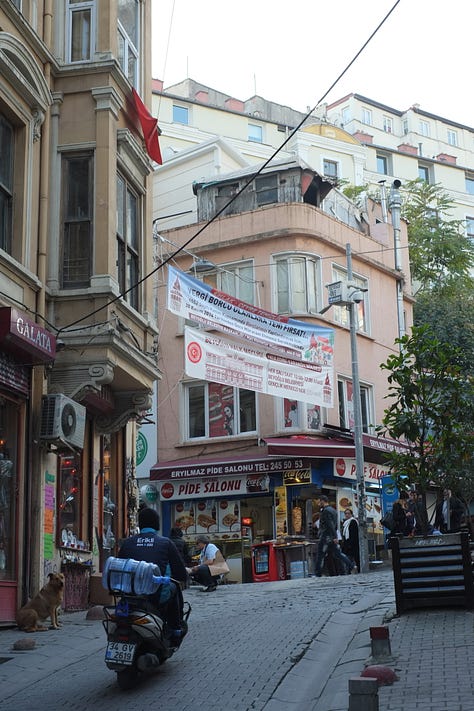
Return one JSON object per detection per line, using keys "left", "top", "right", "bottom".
{"left": 321, "top": 243, "right": 370, "bottom": 573}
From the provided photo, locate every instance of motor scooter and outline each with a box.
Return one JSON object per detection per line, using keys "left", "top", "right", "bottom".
{"left": 102, "top": 557, "right": 191, "bottom": 690}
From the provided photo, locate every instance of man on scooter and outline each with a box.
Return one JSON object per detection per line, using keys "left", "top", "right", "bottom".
{"left": 118, "top": 507, "right": 187, "bottom": 645}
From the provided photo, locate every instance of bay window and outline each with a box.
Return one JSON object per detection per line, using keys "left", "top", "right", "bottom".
{"left": 118, "top": 0, "right": 139, "bottom": 85}
{"left": 116, "top": 173, "right": 140, "bottom": 310}
{"left": 62, "top": 154, "right": 93, "bottom": 288}
{"left": 67, "top": 0, "right": 94, "bottom": 62}
{"left": 275, "top": 254, "right": 320, "bottom": 314}
{"left": 0, "top": 115, "right": 13, "bottom": 254}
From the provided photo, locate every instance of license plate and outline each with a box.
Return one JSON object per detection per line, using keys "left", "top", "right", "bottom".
{"left": 105, "top": 641, "right": 136, "bottom": 665}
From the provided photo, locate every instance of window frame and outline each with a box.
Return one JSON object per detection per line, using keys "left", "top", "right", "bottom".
{"left": 419, "top": 119, "right": 430, "bottom": 137}
{"left": 418, "top": 163, "right": 431, "bottom": 183}
{"left": 274, "top": 253, "right": 321, "bottom": 315}
{"left": 281, "top": 398, "right": 324, "bottom": 432}
{"left": 361, "top": 107, "right": 372, "bottom": 126}
{"left": 382, "top": 115, "right": 393, "bottom": 134}
{"left": 217, "top": 260, "right": 256, "bottom": 306}
{"left": 67, "top": 0, "right": 95, "bottom": 63}
{"left": 183, "top": 382, "right": 257, "bottom": 441}
{"left": 255, "top": 174, "right": 278, "bottom": 206}
{"left": 465, "top": 174, "right": 474, "bottom": 196}
{"left": 61, "top": 152, "right": 94, "bottom": 289}
{"left": 447, "top": 129, "right": 458, "bottom": 147}
{"left": 337, "top": 377, "right": 373, "bottom": 434}
{"left": 0, "top": 114, "right": 14, "bottom": 254}
{"left": 331, "top": 265, "right": 370, "bottom": 335}
{"left": 117, "top": 0, "right": 139, "bottom": 86}
{"left": 172, "top": 104, "right": 189, "bottom": 125}
{"left": 248, "top": 123, "right": 263, "bottom": 143}
{"left": 116, "top": 172, "right": 140, "bottom": 310}
{"left": 466, "top": 216, "right": 474, "bottom": 246}
{"left": 323, "top": 159, "right": 338, "bottom": 180}
{"left": 376, "top": 152, "right": 390, "bottom": 176}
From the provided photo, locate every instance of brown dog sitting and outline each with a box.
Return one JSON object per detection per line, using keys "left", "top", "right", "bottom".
{"left": 16, "top": 572, "right": 65, "bottom": 632}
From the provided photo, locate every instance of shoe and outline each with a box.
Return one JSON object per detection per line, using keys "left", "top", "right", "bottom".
{"left": 201, "top": 585, "right": 217, "bottom": 592}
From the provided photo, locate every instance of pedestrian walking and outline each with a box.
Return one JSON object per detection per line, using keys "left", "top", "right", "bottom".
{"left": 314, "top": 495, "right": 355, "bottom": 577}
{"left": 435, "top": 488, "right": 465, "bottom": 533}
{"left": 341, "top": 508, "right": 360, "bottom": 572}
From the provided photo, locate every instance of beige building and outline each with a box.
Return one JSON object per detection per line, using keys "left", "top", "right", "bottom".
{"left": 0, "top": 0, "right": 159, "bottom": 622}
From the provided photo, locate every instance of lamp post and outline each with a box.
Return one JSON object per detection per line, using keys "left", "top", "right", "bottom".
{"left": 389, "top": 179, "right": 405, "bottom": 343}
{"left": 323, "top": 243, "right": 370, "bottom": 573}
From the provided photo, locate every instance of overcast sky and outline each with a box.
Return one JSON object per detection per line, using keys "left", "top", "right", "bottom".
{"left": 152, "top": 0, "right": 472, "bottom": 128}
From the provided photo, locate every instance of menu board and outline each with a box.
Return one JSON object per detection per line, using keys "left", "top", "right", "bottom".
{"left": 172, "top": 498, "right": 241, "bottom": 536}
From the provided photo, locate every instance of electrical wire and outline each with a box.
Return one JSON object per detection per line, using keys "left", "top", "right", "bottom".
{"left": 57, "top": 0, "right": 401, "bottom": 336}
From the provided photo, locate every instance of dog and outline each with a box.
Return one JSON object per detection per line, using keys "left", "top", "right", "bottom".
{"left": 16, "top": 572, "right": 65, "bottom": 632}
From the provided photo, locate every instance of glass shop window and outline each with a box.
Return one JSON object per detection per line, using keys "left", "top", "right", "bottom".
{"left": 101, "top": 434, "right": 116, "bottom": 557}
{"left": 58, "top": 453, "right": 83, "bottom": 548}
{"left": 0, "top": 394, "right": 19, "bottom": 580}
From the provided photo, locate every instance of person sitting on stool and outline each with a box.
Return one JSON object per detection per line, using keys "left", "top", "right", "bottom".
{"left": 187, "top": 534, "right": 221, "bottom": 592}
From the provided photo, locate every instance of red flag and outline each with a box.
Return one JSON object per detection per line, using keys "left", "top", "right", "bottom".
{"left": 131, "top": 87, "right": 162, "bottom": 165}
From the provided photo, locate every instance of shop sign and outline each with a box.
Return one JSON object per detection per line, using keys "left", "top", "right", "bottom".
{"left": 140, "top": 484, "right": 158, "bottom": 503}
{"left": 283, "top": 469, "right": 311, "bottom": 485}
{"left": 136, "top": 431, "right": 148, "bottom": 465}
{"left": 152, "top": 456, "right": 309, "bottom": 481}
{"left": 334, "top": 458, "right": 390, "bottom": 482}
{"left": 0, "top": 307, "right": 56, "bottom": 363}
{"left": 159, "top": 473, "right": 270, "bottom": 501}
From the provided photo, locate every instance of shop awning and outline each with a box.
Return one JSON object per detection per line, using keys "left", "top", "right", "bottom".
{"left": 0, "top": 307, "right": 56, "bottom": 363}
{"left": 266, "top": 433, "right": 409, "bottom": 464}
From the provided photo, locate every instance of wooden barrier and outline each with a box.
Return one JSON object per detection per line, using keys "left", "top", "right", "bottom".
{"left": 391, "top": 532, "right": 474, "bottom": 614}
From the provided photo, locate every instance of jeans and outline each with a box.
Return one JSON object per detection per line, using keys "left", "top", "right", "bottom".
{"left": 314, "top": 535, "right": 353, "bottom": 576}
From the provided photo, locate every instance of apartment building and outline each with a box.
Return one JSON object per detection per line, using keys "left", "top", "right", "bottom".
{"left": 150, "top": 148, "right": 413, "bottom": 579}
{"left": 0, "top": 0, "right": 158, "bottom": 621}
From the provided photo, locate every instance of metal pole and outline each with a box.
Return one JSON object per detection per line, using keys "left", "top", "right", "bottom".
{"left": 389, "top": 180, "right": 405, "bottom": 343}
{"left": 346, "top": 243, "right": 370, "bottom": 574}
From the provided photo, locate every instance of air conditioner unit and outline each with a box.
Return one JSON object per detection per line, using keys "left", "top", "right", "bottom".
{"left": 40, "top": 394, "right": 86, "bottom": 450}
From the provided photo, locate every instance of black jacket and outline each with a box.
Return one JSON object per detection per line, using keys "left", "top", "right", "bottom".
{"left": 119, "top": 531, "right": 187, "bottom": 583}
{"left": 170, "top": 535, "right": 191, "bottom": 566}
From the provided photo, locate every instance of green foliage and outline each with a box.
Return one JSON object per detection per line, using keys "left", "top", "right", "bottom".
{"left": 402, "top": 179, "right": 474, "bottom": 293}
{"left": 379, "top": 325, "right": 474, "bottom": 497}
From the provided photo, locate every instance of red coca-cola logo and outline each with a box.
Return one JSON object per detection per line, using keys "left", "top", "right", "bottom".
{"left": 335, "top": 459, "right": 346, "bottom": 476}
{"left": 161, "top": 482, "right": 174, "bottom": 499}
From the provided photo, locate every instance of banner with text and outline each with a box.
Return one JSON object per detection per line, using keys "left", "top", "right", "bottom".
{"left": 185, "top": 326, "right": 334, "bottom": 406}
{"left": 168, "top": 266, "right": 334, "bottom": 364}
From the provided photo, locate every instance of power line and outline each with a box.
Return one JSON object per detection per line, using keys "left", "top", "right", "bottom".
{"left": 58, "top": 0, "right": 401, "bottom": 335}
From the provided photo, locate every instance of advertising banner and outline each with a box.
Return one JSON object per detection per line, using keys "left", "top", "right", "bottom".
{"left": 333, "top": 457, "right": 390, "bottom": 483}
{"left": 159, "top": 473, "right": 270, "bottom": 502}
{"left": 185, "top": 326, "right": 334, "bottom": 406}
{"left": 168, "top": 266, "right": 334, "bottom": 363}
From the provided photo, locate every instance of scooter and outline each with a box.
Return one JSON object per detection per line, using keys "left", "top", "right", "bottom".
{"left": 102, "top": 557, "right": 191, "bottom": 690}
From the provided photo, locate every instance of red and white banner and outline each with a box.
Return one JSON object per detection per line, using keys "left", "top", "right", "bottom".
{"left": 168, "top": 266, "right": 334, "bottom": 363}
{"left": 159, "top": 473, "right": 270, "bottom": 501}
{"left": 185, "top": 326, "right": 334, "bottom": 406}
{"left": 334, "top": 458, "right": 391, "bottom": 483}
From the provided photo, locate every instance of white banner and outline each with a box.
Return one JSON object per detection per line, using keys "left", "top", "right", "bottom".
{"left": 333, "top": 457, "right": 390, "bottom": 483}
{"left": 185, "top": 326, "right": 334, "bottom": 406}
{"left": 168, "top": 266, "right": 334, "bottom": 364}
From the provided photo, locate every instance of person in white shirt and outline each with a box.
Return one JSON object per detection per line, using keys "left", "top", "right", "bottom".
{"left": 186, "top": 534, "right": 221, "bottom": 592}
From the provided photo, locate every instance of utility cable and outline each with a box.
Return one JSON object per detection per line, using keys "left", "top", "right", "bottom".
{"left": 57, "top": 0, "right": 401, "bottom": 335}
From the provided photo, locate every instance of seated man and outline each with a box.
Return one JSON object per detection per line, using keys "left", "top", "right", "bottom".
{"left": 118, "top": 507, "right": 187, "bottom": 644}
{"left": 186, "top": 534, "right": 225, "bottom": 592}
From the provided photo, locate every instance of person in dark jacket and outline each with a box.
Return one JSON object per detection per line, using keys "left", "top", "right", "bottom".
{"left": 341, "top": 508, "right": 360, "bottom": 572}
{"left": 314, "top": 496, "right": 355, "bottom": 577}
{"left": 392, "top": 491, "right": 408, "bottom": 535}
{"left": 169, "top": 526, "right": 191, "bottom": 566}
{"left": 118, "top": 507, "right": 187, "bottom": 643}
{"left": 435, "top": 489, "right": 465, "bottom": 533}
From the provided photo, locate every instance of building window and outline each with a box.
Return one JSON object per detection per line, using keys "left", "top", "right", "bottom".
{"left": 382, "top": 116, "right": 393, "bottom": 133}
{"left": 218, "top": 261, "right": 255, "bottom": 305}
{"left": 255, "top": 174, "right": 278, "bottom": 205}
{"left": 403, "top": 119, "right": 409, "bottom": 135}
{"left": 248, "top": 123, "right": 263, "bottom": 143}
{"left": 323, "top": 159, "right": 338, "bottom": 180}
{"left": 465, "top": 174, "right": 474, "bottom": 195}
{"left": 116, "top": 173, "right": 140, "bottom": 310}
{"left": 0, "top": 115, "right": 13, "bottom": 254}
{"left": 184, "top": 382, "right": 256, "bottom": 440}
{"left": 376, "top": 153, "right": 390, "bottom": 175}
{"left": 331, "top": 266, "right": 369, "bottom": 334}
{"left": 62, "top": 154, "right": 93, "bottom": 288}
{"left": 172, "top": 105, "right": 189, "bottom": 125}
{"left": 419, "top": 120, "right": 430, "bottom": 137}
{"left": 341, "top": 107, "right": 351, "bottom": 125}
{"left": 0, "top": 396, "right": 20, "bottom": 579}
{"left": 117, "top": 0, "right": 139, "bottom": 85}
{"left": 361, "top": 107, "right": 372, "bottom": 126}
{"left": 447, "top": 129, "right": 458, "bottom": 146}
{"left": 67, "top": 0, "right": 94, "bottom": 62}
{"left": 466, "top": 216, "right": 474, "bottom": 246}
{"left": 418, "top": 164, "right": 430, "bottom": 182}
{"left": 282, "top": 398, "right": 323, "bottom": 432}
{"left": 338, "top": 378, "right": 372, "bottom": 433}
{"left": 275, "top": 254, "right": 320, "bottom": 314}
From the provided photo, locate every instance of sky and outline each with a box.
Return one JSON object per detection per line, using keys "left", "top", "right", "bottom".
{"left": 152, "top": 0, "right": 472, "bottom": 128}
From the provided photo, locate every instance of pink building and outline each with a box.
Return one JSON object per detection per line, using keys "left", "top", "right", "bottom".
{"left": 151, "top": 159, "right": 412, "bottom": 581}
